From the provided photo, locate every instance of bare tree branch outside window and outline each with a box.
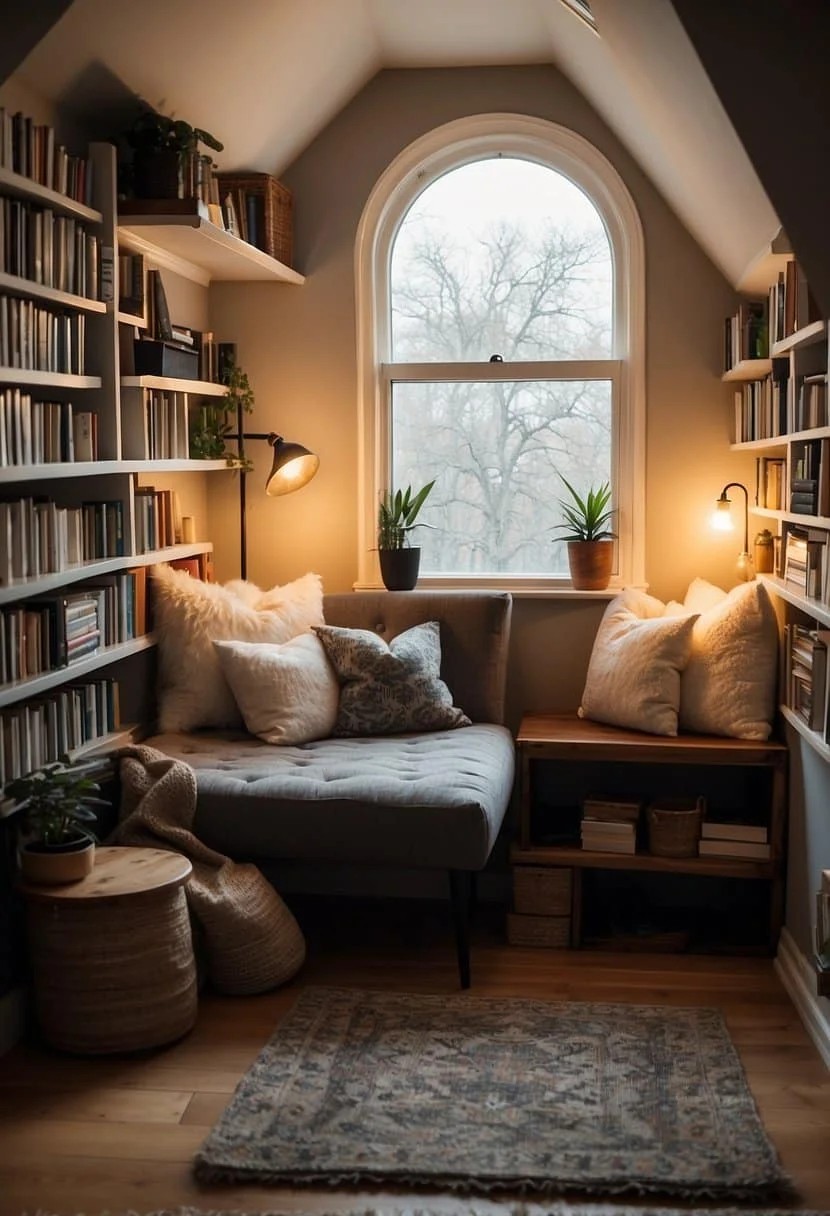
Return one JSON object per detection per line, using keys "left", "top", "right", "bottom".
{"left": 388, "top": 158, "right": 614, "bottom": 577}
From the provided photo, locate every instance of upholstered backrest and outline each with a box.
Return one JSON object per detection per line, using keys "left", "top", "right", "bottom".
{"left": 322, "top": 591, "right": 512, "bottom": 725}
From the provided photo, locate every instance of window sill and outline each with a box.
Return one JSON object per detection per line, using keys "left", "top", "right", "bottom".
{"left": 352, "top": 579, "right": 642, "bottom": 600}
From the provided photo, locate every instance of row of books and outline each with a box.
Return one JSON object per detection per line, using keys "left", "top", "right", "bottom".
{"left": 0, "top": 569, "right": 148, "bottom": 686}
{"left": 733, "top": 367, "right": 830, "bottom": 445}
{"left": 0, "top": 198, "right": 100, "bottom": 300}
{"left": 580, "top": 794, "right": 639, "bottom": 854}
{"left": 789, "top": 438, "right": 830, "bottom": 516}
{"left": 142, "top": 390, "right": 189, "bottom": 460}
{"left": 782, "top": 527, "right": 827, "bottom": 601}
{"left": 768, "top": 260, "right": 822, "bottom": 345}
{"left": 0, "top": 391, "right": 97, "bottom": 466}
{"left": 0, "top": 497, "right": 125, "bottom": 584}
{"left": 134, "top": 487, "right": 181, "bottom": 554}
{"left": 0, "top": 679, "right": 119, "bottom": 789}
{"left": 116, "top": 250, "right": 144, "bottom": 315}
{"left": 0, "top": 108, "right": 94, "bottom": 207}
{"left": 578, "top": 795, "right": 771, "bottom": 860}
{"left": 755, "top": 456, "right": 786, "bottom": 511}
{"left": 724, "top": 300, "right": 768, "bottom": 371}
{"left": 785, "top": 622, "right": 830, "bottom": 741}
{"left": 0, "top": 295, "right": 86, "bottom": 375}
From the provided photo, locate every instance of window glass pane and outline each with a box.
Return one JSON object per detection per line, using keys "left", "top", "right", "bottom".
{"left": 391, "top": 379, "right": 612, "bottom": 576}
{"left": 391, "top": 158, "right": 612, "bottom": 362}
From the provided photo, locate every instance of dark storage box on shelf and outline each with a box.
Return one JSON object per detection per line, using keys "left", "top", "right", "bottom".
{"left": 215, "top": 172, "right": 293, "bottom": 267}
{"left": 647, "top": 796, "right": 705, "bottom": 858}
{"left": 133, "top": 340, "right": 200, "bottom": 380}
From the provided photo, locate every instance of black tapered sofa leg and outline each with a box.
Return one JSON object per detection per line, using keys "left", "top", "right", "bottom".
{"left": 449, "top": 869, "right": 472, "bottom": 989}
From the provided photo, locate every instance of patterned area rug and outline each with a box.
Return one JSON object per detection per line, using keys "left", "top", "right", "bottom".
{"left": 34, "top": 1208, "right": 829, "bottom": 1216}
{"left": 194, "top": 988, "right": 790, "bottom": 1200}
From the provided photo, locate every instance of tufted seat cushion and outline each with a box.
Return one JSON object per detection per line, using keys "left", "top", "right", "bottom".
{"left": 145, "top": 725, "right": 515, "bottom": 872}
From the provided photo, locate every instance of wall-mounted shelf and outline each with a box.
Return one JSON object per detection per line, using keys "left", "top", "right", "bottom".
{"left": 0, "top": 272, "right": 106, "bottom": 314}
{"left": 120, "top": 375, "right": 228, "bottom": 397}
{"left": 0, "top": 635, "right": 156, "bottom": 710}
{"left": 0, "top": 542, "right": 213, "bottom": 607}
{"left": 780, "top": 704, "right": 830, "bottom": 764}
{"left": 771, "top": 320, "right": 827, "bottom": 357}
{"left": 723, "top": 358, "right": 773, "bottom": 382}
{"left": 0, "top": 369, "right": 101, "bottom": 389}
{"left": 0, "top": 166, "right": 101, "bottom": 224}
{"left": 118, "top": 215, "right": 305, "bottom": 286}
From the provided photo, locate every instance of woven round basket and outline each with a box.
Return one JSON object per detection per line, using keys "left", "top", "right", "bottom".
{"left": 26, "top": 886, "right": 197, "bottom": 1053}
{"left": 197, "top": 862, "right": 306, "bottom": 995}
{"left": 647, "top": 797, "right": 705, "bottom": 858}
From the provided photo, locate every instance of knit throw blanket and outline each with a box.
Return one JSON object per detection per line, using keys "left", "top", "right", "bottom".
{"left": 111, "top": 744, "right": 306, "bottom": 994}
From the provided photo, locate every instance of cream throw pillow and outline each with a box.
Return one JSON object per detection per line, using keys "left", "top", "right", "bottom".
{"left": 151, "top": 566, "right": 324, "bottom": 732}
{"left": 579, "top": 589, "right": 698, "bottom": 736}
{"left": 213, "top": 635, "right": 339, "bottom": 745}
{"left": 678, "top": 579, "right": 778, "bottom": 740}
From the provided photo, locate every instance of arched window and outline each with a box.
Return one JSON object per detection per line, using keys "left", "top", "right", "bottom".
{"left": 355, "top": 114, "right": 645, "bottom": 590}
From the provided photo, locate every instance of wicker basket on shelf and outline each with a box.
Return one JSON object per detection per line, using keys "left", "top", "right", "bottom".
{"left": 647, "top": 796, "right": 705, "bottom": 858}
{"left": 215, "top": 171, "right": 293, "bottom": 267}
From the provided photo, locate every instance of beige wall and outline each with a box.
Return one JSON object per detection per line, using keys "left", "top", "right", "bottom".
{"left": 209, "top": 64, "right": 746, "bottom": 724}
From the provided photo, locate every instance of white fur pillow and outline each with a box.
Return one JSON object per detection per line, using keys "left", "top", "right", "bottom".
{"left": 678, "top": 580, "right": 778, "bottom": 740}
{"left": 213, "top": 635, "right": 339, "bottom": 745}
{"left": 151, "top": 566, "right": 324, "bottom": 731}
{"left": 579, "top": 589, "right": 698, "bottom": 736}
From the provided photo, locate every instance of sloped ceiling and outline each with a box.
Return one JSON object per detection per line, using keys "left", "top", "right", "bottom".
{"left": 13, "top": 0, "right": 779, "bottom": 290}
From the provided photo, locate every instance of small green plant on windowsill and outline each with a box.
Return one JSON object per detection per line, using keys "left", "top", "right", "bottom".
{"left": 189, "top": 358, "right": 255, "bottom": 472}
{"left": 377, "top": 481, "right": 436, "bottom": 550}
{"left": 552, "top": 475, "right": 617, "bottom": 591}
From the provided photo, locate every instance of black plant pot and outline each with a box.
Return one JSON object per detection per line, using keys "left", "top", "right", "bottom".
{"left": 379, "top": 547, "right": 421, "bottom": 591}
{"left": 132, "top": 148, "right": 182, "bottom": 199}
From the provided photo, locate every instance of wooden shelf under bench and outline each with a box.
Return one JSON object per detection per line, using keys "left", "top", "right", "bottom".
{"left": 511, "top": 714, "right": 788, "bottom": 953}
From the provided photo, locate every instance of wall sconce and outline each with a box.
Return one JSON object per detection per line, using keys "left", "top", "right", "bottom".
{"left": 236, "top": 405, "right": 319, "bottom": 579}
{"left": 711, "top": 481, "right": 755, "bottom": 582}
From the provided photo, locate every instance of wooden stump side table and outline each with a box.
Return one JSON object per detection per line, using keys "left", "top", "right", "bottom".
{"left": 21, "top": 846, "right": 197, "bottom": 1054}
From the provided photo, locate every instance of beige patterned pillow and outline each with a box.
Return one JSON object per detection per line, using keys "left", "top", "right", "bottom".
{"left": 579, "top": 589, "right": 698, "bottom": 736}
{"left": 313, "top": 621, "right": 470, "bottom": 736}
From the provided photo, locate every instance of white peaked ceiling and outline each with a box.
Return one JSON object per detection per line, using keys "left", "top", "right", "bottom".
{"left": 16, "top": 0, "right": 779, "bottom": 290}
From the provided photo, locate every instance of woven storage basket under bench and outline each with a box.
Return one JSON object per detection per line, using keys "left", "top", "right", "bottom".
{"left": 508, "top": 865, "right": 573, "bottom": 947}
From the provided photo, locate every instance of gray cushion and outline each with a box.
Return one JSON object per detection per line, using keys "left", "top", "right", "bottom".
{"left": 146, "top": 725, "right": 515, "bottom": 871}
{"left": 322, "top": 591, "right": 511, "bottom": 725}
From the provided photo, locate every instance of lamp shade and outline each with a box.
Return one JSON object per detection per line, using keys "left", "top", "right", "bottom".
{"left": 265, "top": 433, "right": 320, "bottom": 497}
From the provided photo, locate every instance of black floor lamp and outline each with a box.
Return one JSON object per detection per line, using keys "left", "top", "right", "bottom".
{"left": 236, "top": 404, "right": 319, "bottom": 580}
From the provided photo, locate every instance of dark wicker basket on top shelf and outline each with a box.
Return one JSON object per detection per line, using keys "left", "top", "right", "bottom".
{"left": 215, "top": 172, "right": 293, "bottom": 268}
{"left": 647, "top": 796, "right": 705, "bottom": 858}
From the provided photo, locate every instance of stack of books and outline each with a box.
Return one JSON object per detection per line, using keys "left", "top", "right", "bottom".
{"left": 580, "top": 795, "right": 641, "bottom": 855}
{"left": 698, "top": 819, "right": 771, "bottom": 861}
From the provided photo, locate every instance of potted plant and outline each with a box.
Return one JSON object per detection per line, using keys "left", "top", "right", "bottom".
{"left": 124, "top": 105, "right": 224, "bottom": 200}
{"left": 6, "top": 758, "right": 109, "bottom": 885}
{"left": 552, "top": 475, "right": 617, "bottom": 590}
{"left": 377, "top": 480, "right": 435, "bottom": 590}
{"left": 190, "top": 353, "right": 254, "bottom": 470}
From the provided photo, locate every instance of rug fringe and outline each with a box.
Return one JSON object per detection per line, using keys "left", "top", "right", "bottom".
{"left": 191, "top": 1158, "right": 798, "bottom": 1204}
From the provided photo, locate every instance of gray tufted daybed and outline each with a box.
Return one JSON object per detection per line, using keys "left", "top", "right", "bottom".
{"left": 146, "top": 590, "right": 515, "bottom": 987}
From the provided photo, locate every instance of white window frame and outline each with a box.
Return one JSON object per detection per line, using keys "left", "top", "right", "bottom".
{"left": 354, "top": 113, "right": 646, "bottom": 592}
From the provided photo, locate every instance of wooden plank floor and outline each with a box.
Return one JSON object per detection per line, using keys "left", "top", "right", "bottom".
{"left": 1, "top": 910, "right": 829, "bottom": 1216}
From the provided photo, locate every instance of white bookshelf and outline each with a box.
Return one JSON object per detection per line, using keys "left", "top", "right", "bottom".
{"left": 118, "top": 214, "right": 304, "bottom": 285}
{"left": 0, "top": 636, "right": 156, "bottom": 711}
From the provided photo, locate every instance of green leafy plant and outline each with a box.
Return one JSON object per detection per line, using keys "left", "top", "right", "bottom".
{"left": 5, "top": 759, "right": 108, "bottom": 847}
{"left": 125, "top": 105, "right": 223, "bottom": 155}
{"left": 189, "top": 356, "right": 254, "bottom": 471}
{"left": 552, "top": 475, "right": 617, "bottom": 542}
{"left": 377, "top": 481, "right": 436, "bottom": 550}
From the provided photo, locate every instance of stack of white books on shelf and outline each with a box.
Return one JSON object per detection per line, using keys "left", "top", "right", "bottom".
{"left": 698, "top": 819, "right": 771, "bottom": 861}
{"left": 580, "top": 795, "right": 641, "bottom": 855}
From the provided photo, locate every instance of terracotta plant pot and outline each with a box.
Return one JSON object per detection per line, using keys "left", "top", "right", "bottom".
{"left": 379, "top": 547, "right": 421, "bottom": 591}
{"left": 20, "top": 839, "right": 95, "bottom": 886}
{"left": 567, "top": 540, "right": 615, "bottom": 590}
